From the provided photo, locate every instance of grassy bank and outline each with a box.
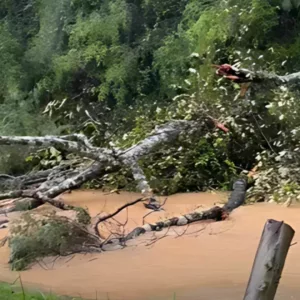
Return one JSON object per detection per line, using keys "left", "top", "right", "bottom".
{"left": 0, "top": 282, "right": 83, "bottom": 300}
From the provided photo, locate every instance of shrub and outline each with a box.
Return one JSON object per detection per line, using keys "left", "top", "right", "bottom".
{"left": 8, "top": 211, "right": 99, "bottom": 271}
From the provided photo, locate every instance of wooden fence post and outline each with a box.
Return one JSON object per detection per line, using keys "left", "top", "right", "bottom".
{"left": 243, "top": 219, "right": 295, "bottom": 300}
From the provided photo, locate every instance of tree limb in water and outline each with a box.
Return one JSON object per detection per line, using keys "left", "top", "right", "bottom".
{"left": 91, "top": 197, "right": 146, "bottom": 237}
{"left": 100, "top": 179, "right": 247, "bottom": 247}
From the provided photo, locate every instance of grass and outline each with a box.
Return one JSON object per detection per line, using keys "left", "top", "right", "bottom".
{"left": 0, "top": 280, "right": 178, "bottom": 300}
{"left": 0, "top": 282, "right": 83, "bottom": 300}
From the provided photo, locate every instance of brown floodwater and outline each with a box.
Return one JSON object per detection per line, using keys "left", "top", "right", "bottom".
{"left": 0, "top": 190, "right": 300, "bottom": 299}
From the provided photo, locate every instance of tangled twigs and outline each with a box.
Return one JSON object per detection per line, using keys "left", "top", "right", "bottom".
{"left": 143, "top": 196, "right": 168, "bottom": 211}
{"left": 145, "top": 226, "right": 171, "bottom": 247}
{"left": 172, "top": 224, "right": 191, "bottom": 238}
{"left": 91, "top": 197, "right": 146, "bottom": 237}
{"left": 100, "top": 208, "right": 131, "bottom": 250}
{"left": 142, "top": 197, "right": 168, "bottom": 224}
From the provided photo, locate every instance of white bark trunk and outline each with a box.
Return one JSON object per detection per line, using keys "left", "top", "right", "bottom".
{"left": 0, "top": 120, "right": 197, "bottom": 210}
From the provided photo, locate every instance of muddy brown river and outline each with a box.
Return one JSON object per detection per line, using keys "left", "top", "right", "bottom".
{"left": 0, "top": 190, "right": 300, "bottom": 299}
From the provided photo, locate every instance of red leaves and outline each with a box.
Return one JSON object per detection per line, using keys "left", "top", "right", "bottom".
{"left": 212, "top": 64, "right": 251, "bottom": 96}
{"left": 208, "top": 117, "right": 230, "bottom": 133}
{"left": 212, "top": 63, "right": 240, "bottom": 81}
{"left": 212, "top": 64, "right": 234, "bottom": 76}
{"left": 215, "top": 122, "right": 229, "bottom": 133}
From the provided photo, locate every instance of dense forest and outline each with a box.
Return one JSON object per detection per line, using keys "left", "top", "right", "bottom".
{"left": 1, "top": 0, "right": 300, "bottom": 201}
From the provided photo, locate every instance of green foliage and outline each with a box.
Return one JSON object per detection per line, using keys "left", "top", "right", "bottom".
{"left": 9, "top": 212, "right": 96, "bottom": 271}
{"left": 0, "top": 22, "right": 23, "bottom": 99}
{"left": 74, "top": 207, "right": 91, "bottom": 225}
{"left": 2, "top": 0, "right": 300, "bottom": 197}
{"left": 25, "top": 147, "right": 65, "bottom": 170}
{"left": 0, "top": 282, "right": 84, "bottom": 299}
{"left": 0, "top": 146, "right": 33, "bottom": 176}
{"left": 14, "top": 200, "right": 37, "bottom": 212}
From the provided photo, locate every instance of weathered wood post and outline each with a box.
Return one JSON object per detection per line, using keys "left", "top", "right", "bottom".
{"left": 243, "top": 219, "right": 295, "bottom": 300}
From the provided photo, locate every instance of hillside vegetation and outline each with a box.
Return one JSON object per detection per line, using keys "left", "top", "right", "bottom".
{"left": 1, "top": 0, "right": 300, "bottom": 200}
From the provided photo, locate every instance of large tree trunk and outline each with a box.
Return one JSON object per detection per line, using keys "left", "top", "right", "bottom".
{"left": 0, "top": 120, "right": 199, "bottom": 213}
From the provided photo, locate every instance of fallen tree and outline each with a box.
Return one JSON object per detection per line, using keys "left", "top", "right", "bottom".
{"left": 3, "top": 178, "right": 247, "bottom": 270}
{"left": 0, "top": 114, "right": 249, "bottom": 269}
{"left": 2, "top": 63, "right": 272, "bottom": 216}
{"left": 0, "top": 117, "right": 230, "bottom": 215}
{"left": 0, "top": 63, "right": 270, "bottom": 268}
{"left": 0, "top": 120, "right": 200, "bottom": 213}
{"left": 112, "top": 178, "right": 247, "bottom": 244}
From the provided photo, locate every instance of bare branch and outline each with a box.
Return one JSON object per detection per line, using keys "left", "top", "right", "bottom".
{"left": 101, "top": 179, "right": 247, "bottom": 246}
{"left": 145, "top": 226, "right": 171, "bottom": 247}
{"left": 239, "top": 69, "right": 300, "bottom": 85}
{"left": 0, "top": 119, "right": 207, "bottom": 214}
{"left": 173, "top": 224, "right": 190, "bottom": 238}
{"left": 96, "top": 198, "right": 145, "bottom": 223}
{"left": 119, "top": 120, "right": 196, "bottom": 196}
{"left": 54, "top": 134, "right": 95, "bottom": 149}
{"left": 0, "top": 135, "right": 115, "bottom": 162}
{"left": 120, "top": 120, "right": 196, "bottom": 160}
{"left": 92, "top": 197, "right": 145, "bottom": 237}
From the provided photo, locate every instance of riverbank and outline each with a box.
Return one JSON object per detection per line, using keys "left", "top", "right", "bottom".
{"left": 0, "top": 282, "right": 84, "bottom": 300}
{"left": 0, "top": 190, "right": 300, "bottom": 299}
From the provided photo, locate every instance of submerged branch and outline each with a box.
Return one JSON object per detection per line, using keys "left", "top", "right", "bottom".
{"left": 92, "top": 197, "right": 146, "bottom": 237}
{"left": 101, "top": 179, "right": 247, "bottom": 247}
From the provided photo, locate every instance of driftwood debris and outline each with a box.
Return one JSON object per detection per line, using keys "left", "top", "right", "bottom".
{"left": 243, "top": 219, "right": 295, "bottom": 300}
{"left": 101, "top": 178, "right": 247, "bottom": 247}
{"left": 1, "top": 177, "right": 247, "bottom": 255}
